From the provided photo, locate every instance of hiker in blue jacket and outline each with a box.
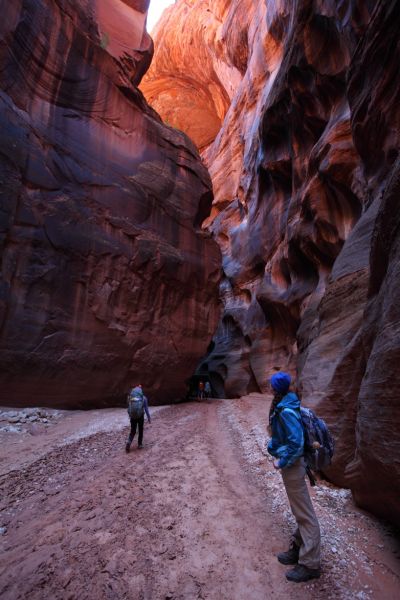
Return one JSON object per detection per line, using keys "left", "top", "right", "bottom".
{"left": 125, "top": 385, "right": 151, "bottom": 453}
{"left": 268, "top": 371, "right": 321, "bottom": 583}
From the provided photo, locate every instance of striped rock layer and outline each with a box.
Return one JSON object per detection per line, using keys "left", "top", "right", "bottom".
{"left": 0, "top": 0, "right": 221, "bottom": 407}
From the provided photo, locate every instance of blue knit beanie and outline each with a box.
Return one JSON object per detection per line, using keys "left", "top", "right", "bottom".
{"left": 270, "top": 372, "right": 291, "bottom": 394}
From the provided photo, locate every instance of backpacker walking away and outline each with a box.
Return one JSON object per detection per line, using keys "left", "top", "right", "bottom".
{"left": 126, "top": 384, "right": 151, "bottom": 453}
{"left": 267, "top": 372, "right": 321, "bottom": 583}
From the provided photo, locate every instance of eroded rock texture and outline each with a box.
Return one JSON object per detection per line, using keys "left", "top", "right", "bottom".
{"left": 299, "top": 0, "right": 400, "bottom": 526}
{"left": 141, "top": 0, "right": 240, "bottom": 151}
{"left": 0, "top": 0, "right": 221, "bottom": 408}
{"left": 145, "top": 0, "right": 400, "bottom": 525}
{"left": 145, "top": 0, "right": 372, "bottom": 394}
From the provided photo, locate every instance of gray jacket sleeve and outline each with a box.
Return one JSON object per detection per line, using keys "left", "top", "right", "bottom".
{"left": 143, "top": 396, "right": 151, "bottom": 421}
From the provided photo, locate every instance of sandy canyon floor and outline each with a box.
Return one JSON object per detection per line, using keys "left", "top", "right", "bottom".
{"left": 0, "top": 396, "right": 399, "bottom": 600}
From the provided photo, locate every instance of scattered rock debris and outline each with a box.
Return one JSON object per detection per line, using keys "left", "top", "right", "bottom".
{"left": 0, "top": 408, "right": 61, "bottom": 433}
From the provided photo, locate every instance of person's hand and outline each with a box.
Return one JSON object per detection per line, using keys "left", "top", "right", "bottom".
{"left": 273, "top": 459, "right": 281, "bottom": 470}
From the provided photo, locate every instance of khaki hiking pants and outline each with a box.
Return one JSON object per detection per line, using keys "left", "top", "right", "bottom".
{"left": 281, "top": 458, "right": 321, "bottom": 570}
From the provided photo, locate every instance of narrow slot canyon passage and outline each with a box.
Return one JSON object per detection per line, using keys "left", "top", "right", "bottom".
{"left": 1, "top": 0, "right": 400, "bottom": 598}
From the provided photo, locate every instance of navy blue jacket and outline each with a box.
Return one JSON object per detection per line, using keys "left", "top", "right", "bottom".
{"left": 267, "top": 392, "right": 304, "bottom": 468}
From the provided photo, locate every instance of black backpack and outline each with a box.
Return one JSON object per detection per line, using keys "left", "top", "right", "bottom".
{"left": 280, "top": 406, "right": 335, "bottom": 485}
{"left": 299, "top": 407, "right": 335, "bottom": 471}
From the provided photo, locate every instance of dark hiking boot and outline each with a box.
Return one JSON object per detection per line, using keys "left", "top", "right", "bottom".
{"left": 285, "top": 564, "right": 321, "bottom": 583}
{"left": 138, "top": 443, "right": 143, "bottom": 449}
{"left": 277, "top": 543, "right": 300, "bottom": 565}
{"left": 125, "top": 443, "right": 130, "bottom": 453}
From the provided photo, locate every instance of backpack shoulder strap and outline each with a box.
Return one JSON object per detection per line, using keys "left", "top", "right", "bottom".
{"left": 278, "top": 406, "right": 301, "bottom": 420}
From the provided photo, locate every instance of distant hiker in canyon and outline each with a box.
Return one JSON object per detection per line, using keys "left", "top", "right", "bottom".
{"left": 197, "top": 380, "right": 205, "bottom": 400}
{"left": 125, "top": 385, "right": 151, "bottom": 453}
{"left": 267, "top": 372, "right": 321, "bottom": 583}
{"left": 204, "top": 381, "right": 211, "bottom": 398}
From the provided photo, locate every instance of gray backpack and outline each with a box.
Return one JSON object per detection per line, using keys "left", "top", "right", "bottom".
{"left": 127, "top": 389, "right": 144, "bottom": 419}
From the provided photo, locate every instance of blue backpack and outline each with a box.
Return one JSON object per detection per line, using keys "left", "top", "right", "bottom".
{"left": 300, "top": 407, "right": 335, "bottom": 472}
{"left": 127, "top": 389, "right": 144, "bottom": 419}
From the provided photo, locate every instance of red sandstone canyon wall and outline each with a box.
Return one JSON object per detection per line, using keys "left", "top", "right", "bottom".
{"left": 143, "top": 0, "right": 373, "bottom": 396}
{"left": 143, "top": 0, "right": 400, "bottom": 525}
{"left": 0, "top": 0, "right": 221, "bottom": 407}
{"left": 299, "top": 0, "right": 400, "bottom": 526}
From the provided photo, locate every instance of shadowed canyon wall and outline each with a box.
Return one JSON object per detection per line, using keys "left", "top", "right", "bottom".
{"left": 143, "top": 0, "right": 400, "bottom": 525}
{"left": 0, "top": 0, "right": 221, "bottom": 407}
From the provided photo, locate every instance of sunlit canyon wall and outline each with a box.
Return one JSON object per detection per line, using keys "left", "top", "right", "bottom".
{"left": 142, "top": 0, "right": 400, "bottom": 525}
